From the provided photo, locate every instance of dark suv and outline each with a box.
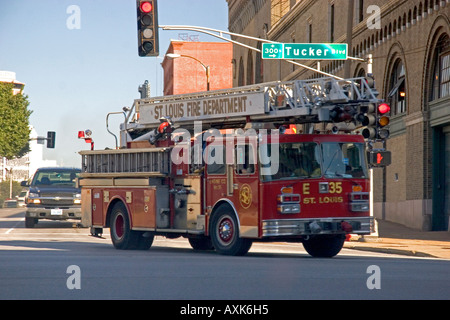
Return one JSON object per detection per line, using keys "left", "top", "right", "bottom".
{"left": 22, "top": 167, "right": 81, "bottom": 228}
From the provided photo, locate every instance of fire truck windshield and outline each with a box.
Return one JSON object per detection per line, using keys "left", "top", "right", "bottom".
{"left": 321, "top": 142, "right": 368, "bottom": 178}
{"left": 261, "top": 142, "right": 368, "bottom": 181}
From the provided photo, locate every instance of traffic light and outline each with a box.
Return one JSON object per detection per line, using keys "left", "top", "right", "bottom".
{"left": 137, "top": 0, "right": 159, "bottom": 57}
{"left": 361, "top": 102, "right": 390, "bottom": 141}
{"left": 361, "top": 103, "right": 377, "bottom": 139}
{"left": 47, "top": 131, "right": 56, "bottom": 148}
{"left": 376, "top": 102, "right": 390, "bottom": 140}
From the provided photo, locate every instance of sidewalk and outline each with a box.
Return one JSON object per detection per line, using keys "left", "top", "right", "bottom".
{"left": 344, "top": 219, "right": 450, "bottom": 259}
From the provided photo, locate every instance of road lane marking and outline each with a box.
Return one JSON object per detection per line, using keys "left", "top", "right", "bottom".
{"left": 5, "top": 218, "right": 25, "bottom": 234}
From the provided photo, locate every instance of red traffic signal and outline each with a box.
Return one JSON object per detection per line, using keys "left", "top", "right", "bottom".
{"left": 140, "top": 1, "right": 152, "bottom": 13}
{"left": 378, "top": 103, "right": 390, "bottom": 114}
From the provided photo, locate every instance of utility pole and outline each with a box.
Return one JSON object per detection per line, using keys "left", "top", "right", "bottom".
{"left": 344, "top": 0, "right": 354, "bottom": 78}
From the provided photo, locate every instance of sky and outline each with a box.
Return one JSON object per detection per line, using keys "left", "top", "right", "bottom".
{"left": 0, "top": 0, "right": 229, "bottom": 167}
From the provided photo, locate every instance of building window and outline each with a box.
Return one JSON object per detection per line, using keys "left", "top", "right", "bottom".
{"left": 271, "top": 0, "right": 290, "bottom": 26}
{"left": 238, "top": 57, "right": 245, "bottom": 87}
{"left": 329, "top": 4, "right": 335, "bottom": 42}
{"left": 388, "top": 59, "right": 406, "bottom": 115}
{"left": 356, "top": 0, "right": 364, "bottom": 23}
{"left": 431, "top": 34, "right": 450, "bottom": 101}
{"left": 247, "top": 50, "right": 254, "bottom": 85}
{"left": 255, "top": 41, "right": 263, "bottom": 84}
{"left": 307, "top": 21, "right": 312, "bottom": 43}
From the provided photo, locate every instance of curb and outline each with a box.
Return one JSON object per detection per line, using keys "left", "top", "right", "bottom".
{"left": 344, "top": 243, "right": 435, "bottom": 258}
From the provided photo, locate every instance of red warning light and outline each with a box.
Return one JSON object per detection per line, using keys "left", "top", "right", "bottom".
{"left": 140, "top": 1, "right": 152, "bottom": 13}
{"left": 378, "top": 103, "right": 390, "bottom": 114}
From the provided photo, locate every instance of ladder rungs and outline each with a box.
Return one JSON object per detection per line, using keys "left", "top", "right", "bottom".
{"left": 80, "top": 148, "right": 171, "bottom": 175}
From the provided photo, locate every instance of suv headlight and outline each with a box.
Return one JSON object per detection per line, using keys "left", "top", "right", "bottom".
{"left": 73, "top": 193, "right": 81, "bottom": 205}
{"left": 27, "top": 192, "right": 41, "bottom": 204}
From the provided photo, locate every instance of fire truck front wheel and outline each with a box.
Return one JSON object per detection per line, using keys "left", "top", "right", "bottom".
{"left": 302, "top": 234, "right": 346, "bottom": 258}
{"left": 210, "top": 205, "right": 252, "bottom": 256}
{"left": 110, "top": 202, "right": 153, "bottom": 250}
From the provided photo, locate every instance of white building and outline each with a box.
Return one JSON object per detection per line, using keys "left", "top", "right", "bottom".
{"left": 0, "top": 71, "right": 24, "bottom": 95}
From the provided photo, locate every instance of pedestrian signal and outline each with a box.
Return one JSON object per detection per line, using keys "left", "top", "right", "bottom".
{"left": 368, "top": 150, "right": 391, "bottom": 167}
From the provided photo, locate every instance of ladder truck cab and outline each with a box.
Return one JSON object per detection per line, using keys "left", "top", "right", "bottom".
{"left": 79, "top": 77, "right": 387, "bottom": 257}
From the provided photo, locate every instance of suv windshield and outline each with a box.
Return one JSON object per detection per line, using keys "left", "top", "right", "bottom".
{"left": 31, "top": 169, "right": 80, "bottom": 187}
{"left": 261, "top": 142, "right": 368, "bottom": 181}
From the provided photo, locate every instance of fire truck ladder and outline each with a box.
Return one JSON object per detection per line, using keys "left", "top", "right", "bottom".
{"left": 80, "top": 77, "right": 381, "bottom": 177}
{"left": 79, "top": 147, "right": 171, "bottom": 178}
{"left": 127, "top": 76, "right": 380, "bottom": 133}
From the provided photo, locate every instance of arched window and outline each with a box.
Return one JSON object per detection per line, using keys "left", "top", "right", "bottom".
{"left": 255, "top": 41, "right": 263, "bottom": 84}
{"left": 246, "top": 50, "right": 254, "bottom": 85}
{"left": 238, "top": 57, "right": 245, "bottom": 87}
{"left": 431, "top": 34, "right": 450, "bottom": 100}
{"left": 388, "top": 59, "right": 406, "bottom": 115}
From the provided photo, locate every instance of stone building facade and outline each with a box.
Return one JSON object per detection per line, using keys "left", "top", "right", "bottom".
{"left": 227, "top": 0, "right": 450, "bottom": 230}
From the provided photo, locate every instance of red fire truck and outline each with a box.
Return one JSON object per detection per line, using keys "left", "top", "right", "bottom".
{"left": 79, "top": 77, "right": 388, "bottom": 257}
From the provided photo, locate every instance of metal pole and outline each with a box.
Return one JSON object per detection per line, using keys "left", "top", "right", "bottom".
{"left": 344, "top": 0, "right": 354, "bottom": 78}
{"left": 160, "top": 25, "right": 354, "bottom": 80}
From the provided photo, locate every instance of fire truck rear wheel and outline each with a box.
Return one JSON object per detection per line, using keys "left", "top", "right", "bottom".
{"left": 210, "top": 205, "right": 252, "bottom": 256}
{"left": 302, "top": 234, "right": 346, "bottom": 258}
{"left": 110, "top": 202, "right": 152, "bottom": 250}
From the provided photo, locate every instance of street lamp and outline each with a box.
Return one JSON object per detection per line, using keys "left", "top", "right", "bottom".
{"left": 166, "top": 53, "right": 210, "bottom": 91}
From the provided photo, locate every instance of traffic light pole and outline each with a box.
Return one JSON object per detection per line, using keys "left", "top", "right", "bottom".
{"left": 159, "top": 25, "right": 367, "bottom": 80}
{"left": 29, "top": 131, "right": 56, "bottom": 149}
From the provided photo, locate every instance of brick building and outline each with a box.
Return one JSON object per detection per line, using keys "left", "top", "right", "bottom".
{"left": 161, "top": 41, "right": 233, "bottom": 95}
{"left": 227, "top": 0, "right": 450, "bottom": 231}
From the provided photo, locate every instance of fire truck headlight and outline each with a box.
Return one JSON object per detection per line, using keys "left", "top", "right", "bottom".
{"left": 277, "top": 203, "right": 300, "bottom": 214}
{"left": 73, "top": 193, "right": 81, "bottom": 205}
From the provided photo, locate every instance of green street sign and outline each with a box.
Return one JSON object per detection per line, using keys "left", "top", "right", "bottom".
{"left": 262, "top": 43, "right": 348, "bottom": 60}
{"left": 261, "top": 43, "right": 284, "bottom": 59}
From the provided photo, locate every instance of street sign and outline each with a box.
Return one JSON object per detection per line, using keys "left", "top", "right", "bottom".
{"left": 262, "top": 43, "right": 348, "bottom": 60}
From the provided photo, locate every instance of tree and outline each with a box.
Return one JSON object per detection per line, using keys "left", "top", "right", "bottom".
{"left": 0, "top": 83, "right": 32, "bottom": 159}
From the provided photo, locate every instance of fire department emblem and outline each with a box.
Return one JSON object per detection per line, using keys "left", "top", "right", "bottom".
{"left": 239, "top": 184, "right": 252, "bottom": 209}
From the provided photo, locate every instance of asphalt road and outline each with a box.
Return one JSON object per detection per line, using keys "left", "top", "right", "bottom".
{"left": 0, "top": 208, "right": 449, "bottom": 302}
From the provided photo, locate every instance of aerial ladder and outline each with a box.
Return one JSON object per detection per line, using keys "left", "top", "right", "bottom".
{"left": 79, "top": 76, "right": 387, "bottom": 177}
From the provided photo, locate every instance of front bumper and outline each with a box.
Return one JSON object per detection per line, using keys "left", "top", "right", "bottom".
{"left": 26, "top": 206, "right": 82, "bottom": 220}
{"left": 262, "top": 217, "right": 373, "bottom": 237}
